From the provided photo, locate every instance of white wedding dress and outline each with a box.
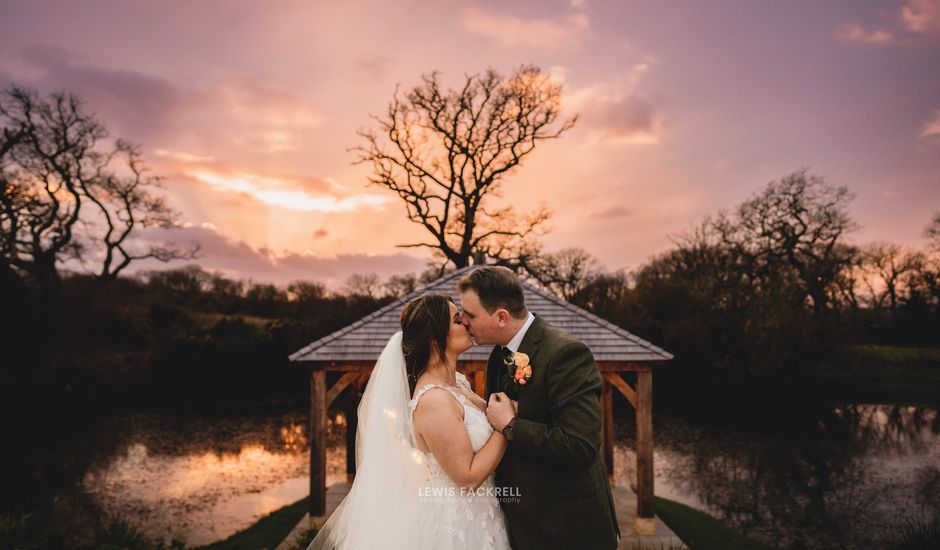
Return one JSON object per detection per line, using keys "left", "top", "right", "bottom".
{"left": 408, "top": 373, "right": 511, "bottom": 550}
{"left": 307, "top": 332, "right": 511, "bottom": 550}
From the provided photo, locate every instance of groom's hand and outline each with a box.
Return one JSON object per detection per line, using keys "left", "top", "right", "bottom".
{"left": 487, "top": 392, "right": 516, "bottom": 431}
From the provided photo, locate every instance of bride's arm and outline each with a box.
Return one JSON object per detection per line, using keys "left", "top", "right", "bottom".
{"left": 413, "top": 388, "right": 506, "bottom": 491}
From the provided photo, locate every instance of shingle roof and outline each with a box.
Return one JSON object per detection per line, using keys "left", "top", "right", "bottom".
{"left": 289, "top": 266, "right": 673, "bottom": 363}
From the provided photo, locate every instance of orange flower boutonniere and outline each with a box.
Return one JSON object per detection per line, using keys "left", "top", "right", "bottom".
{"left": 505, "top": 351, "right": 533, "bottom": 386}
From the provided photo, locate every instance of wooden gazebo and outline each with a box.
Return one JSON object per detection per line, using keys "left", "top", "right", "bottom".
{"left": 289, "top": 265, "right": 673, "bottom": 535}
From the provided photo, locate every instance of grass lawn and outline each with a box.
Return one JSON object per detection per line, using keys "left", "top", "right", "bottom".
{"left": 195, "top": 497, "right": 310, "bottom": 550}
{"left": 816, "top": 345, "right": 940, "bottom": 404}
{"left": 653, "top": 496, "right": 777, "bottom": 550}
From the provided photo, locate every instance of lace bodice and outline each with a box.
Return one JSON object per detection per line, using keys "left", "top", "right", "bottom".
{"left": 409, "top": 372, "right": 494, "bottom": 459}
{"left": 407, "top": 372, "right": 510, "bottom": 550}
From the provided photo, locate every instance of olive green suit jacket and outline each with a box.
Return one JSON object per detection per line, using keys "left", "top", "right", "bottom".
{"left": 486, "top": 315, "right": 620, "bottom": 550}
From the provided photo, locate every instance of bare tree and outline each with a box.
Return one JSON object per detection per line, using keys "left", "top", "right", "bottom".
{"left": 0, "top": 85, "right": 197, "bottom": 298}
{"left": 716, "top": 169, "right": 859, "bottom": 315}
{"left": 915, "top": 213, "right": 940, "bottom": 307}
{"left": 529, "top": 247, "right": 602, "bottom": 300}
{"left": 383, "top": 273, "right": 419, "bottom": 298}
{"left": 287, "top": 280, "right": 326, "bottom": 302}
{"left": 344, "top": 272, "right": 381, "bottom": 298}
{"left": 353, "top": 65, "right": 576, "bottom": 272}
{"left": 859, "top": 242, "right": 925, "bottom": 313}
{"left": 925, "top": 211, "right": 940, "bottom": 254}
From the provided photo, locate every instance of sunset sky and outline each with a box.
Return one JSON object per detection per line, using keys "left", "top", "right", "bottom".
{"left": 2, "top": 0, "right": 938, "bottom": 286}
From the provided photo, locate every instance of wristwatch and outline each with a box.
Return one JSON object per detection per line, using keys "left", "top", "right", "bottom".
{"left": 502, "top": 416, "right": 519, "bottom": 440}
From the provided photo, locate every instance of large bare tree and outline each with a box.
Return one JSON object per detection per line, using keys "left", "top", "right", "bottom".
{"left": 714, "top": 170, "right": 859, "bottom": 315}
{"left": 0, "top": 85, "right": 197, "bottom": 299}
{"left": 353, "top": 65, "right": 577, "bottom": 272}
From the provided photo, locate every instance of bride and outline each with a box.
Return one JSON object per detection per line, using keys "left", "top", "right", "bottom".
{"left": 307, "top": 293, "right": 512, "bottom": 550}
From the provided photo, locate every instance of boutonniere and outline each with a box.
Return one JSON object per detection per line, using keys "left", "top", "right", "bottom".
{"left": 503, "top": 351, "right": 533, "bottom": 385}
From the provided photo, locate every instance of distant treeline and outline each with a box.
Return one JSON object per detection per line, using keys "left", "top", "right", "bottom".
{"left": 550, "top": 173, "right": 940, "bottom": 414}
{"left": 2, "top": 171, "right": 938, "bottom": 417}
{"left": 1, "top": 268, "right": 413, "bottom": 411}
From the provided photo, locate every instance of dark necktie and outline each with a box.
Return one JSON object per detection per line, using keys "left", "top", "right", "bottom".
{"left": 500, "top": 346, "right": 515, "bottom": 374}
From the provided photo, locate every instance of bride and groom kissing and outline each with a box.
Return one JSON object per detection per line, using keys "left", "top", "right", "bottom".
{"left": 309, "top": 266, "right": 621, "bottom": 550}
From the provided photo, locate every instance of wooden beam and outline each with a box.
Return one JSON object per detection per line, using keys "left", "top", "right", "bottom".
{"left": 597, "top": 362, "right": 655, "bottom": 373}
{"left": 310, "top": 370, "right": 327, "bottom": 517}
{"left": 601, "top": 379, "right": 614, "bottom": 478}
{"left": 303, "top": 362, "right": 374, "bottom": 372}
{"left": 603, "top": 373, "right": 638, "bottom": 409}
{"left": 326, "top": 372, "right": 359, "bottom": 407}
{"left": 635, "top": 370, "right": 655, "bottom": 534}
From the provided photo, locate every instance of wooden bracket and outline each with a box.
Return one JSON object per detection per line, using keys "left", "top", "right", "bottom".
{"left": 603, "top": 372, "right": 638, "bottom": 408}
{"left": 326, "top": 372, "right": 360, "bottom": 407}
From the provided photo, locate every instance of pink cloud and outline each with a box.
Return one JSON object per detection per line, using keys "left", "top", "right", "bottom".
{"left": 834, "top": 23, "right": 894, "bottom": 45}
{"left": 588, "top": 205, "right": 632, "bottom": 219}
{"left": 128, "top": 224, "right": 427, "bottom": 286}
{"left": 462, "top": 5, "right": 588, "bottom": 48}
{"left": 12, "top": 44, "right": 200, "bottom": 144}
{"left": 3, "top": 44, "right": 325, "bottom": 158}
{"left": 921, "top": 109, "right": 940, "bottom": 138}
{"left": 565, "top": 67, "right": 662, "bottom": 146}
{"left": 901, "top": 0, "right": 940, "bottom": 35}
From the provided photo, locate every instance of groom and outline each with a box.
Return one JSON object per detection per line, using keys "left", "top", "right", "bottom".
{"left": 457, "top": 266, "right": 620, "bottom": 550}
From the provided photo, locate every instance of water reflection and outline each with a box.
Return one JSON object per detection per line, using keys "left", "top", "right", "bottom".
{"left": 79, "top": 404, "right": 938, "bottom": 548}
{"left": 82, "top": 411, "right": 347, "bottom": 546}
{"left": 612, "top": 405, "right": 940, "bottom": 549}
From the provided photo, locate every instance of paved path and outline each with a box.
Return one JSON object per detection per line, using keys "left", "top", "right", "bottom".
{"left": 279, "top": 483, "right": 687, "bottom": 550}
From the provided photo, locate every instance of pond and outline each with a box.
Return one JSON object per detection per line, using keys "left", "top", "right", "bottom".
{"left": 80, "top": 404, "right": 940, "bottom": 548}
{"left": 82, "top": 410, "right": 348, "bottom": 547}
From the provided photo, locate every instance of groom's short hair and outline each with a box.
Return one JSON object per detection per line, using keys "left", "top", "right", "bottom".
{"left": 457, "top": 266, "right": 528, "bottom": 319}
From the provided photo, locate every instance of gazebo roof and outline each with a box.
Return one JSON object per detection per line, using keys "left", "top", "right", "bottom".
{"left": 289, "top": 265, "right": 673, "bottom": 364}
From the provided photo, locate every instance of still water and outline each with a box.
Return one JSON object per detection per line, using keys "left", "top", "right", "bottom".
{"left": 82, "top": 411, "right": 348, "bottom": 547}
{"left": 81, "top": 404, "right": 939, "bottom": 548}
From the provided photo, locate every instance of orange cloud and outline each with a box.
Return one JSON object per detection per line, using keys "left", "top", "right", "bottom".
{"left": 186, "top": 169, "right": 389, "bottom": 213}
{"left": 214, "top": 83, "right": 322, "bottom": 152}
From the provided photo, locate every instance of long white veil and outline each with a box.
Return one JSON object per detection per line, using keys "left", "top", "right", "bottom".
{"left": 307, "top": 331, "right": 429, "bottom": 549}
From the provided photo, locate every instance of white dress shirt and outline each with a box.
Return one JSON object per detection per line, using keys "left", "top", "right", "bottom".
{"left": 505, "top": 311, "right": 536, "bottom": 353}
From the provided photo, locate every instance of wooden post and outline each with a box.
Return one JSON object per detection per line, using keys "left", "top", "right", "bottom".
{"left": 635, "top": 369, "right": 655, "bottom": 535}
{"left": 343, "top": 385, "right": 358, "bottom": 482}
{"left": 601, "top": 379, "right": 614, "bottom": 478}
{"left": 310, "top": 369, "right": 327, "bottom": 517}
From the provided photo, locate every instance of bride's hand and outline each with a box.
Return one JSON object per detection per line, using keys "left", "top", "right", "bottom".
{"left": 512, "top": 400, "right": 519, "bottom": 415}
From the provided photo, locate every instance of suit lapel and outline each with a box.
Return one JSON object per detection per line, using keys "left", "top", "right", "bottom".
{"left": 485, "top": 314, "right": 547, "bottom": 399}
{"left": 516, "top": 314, "right": 546, "bottom": 366}
{"left": 502, "top": 315, "right": 546, "bottom": 400}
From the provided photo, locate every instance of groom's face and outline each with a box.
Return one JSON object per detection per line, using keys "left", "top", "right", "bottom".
{"left": 459, "top": 289, "right": 507, "bottom": 346}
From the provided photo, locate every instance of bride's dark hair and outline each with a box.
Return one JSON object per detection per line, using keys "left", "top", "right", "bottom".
{"left": 400, "top": 293, "right": 454, "bottom": 394}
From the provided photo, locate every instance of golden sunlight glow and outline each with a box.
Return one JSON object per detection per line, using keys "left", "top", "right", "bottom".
{"left": 190, "top": 170, "right": 389, "bottom": 212}
{"left": 154, "top": 149, "right": 216, "bottom": 163}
